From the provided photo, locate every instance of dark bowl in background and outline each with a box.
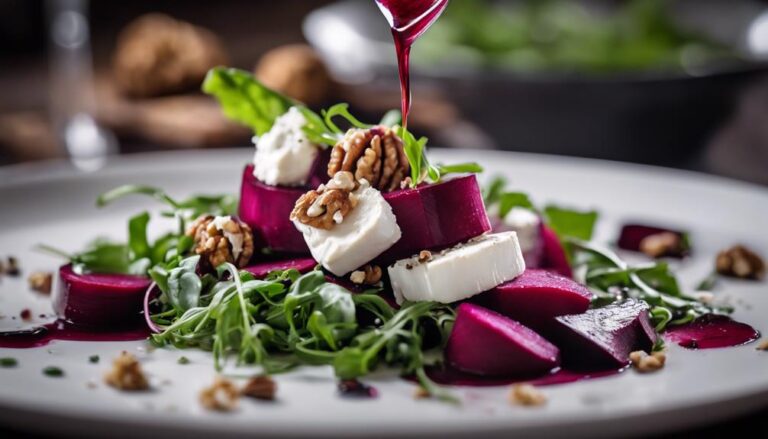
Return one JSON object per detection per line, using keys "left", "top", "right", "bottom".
{"left": 304, "top": 0, "right": 768, "bottom": 167}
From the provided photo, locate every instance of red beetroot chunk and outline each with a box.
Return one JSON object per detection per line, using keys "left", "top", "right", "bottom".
{"left": 378, "top": 174, "right": 491, "bottom": 264}
{"left": 239, "top": 165, "right": 312, "bottom": 254}
{"left": 54, "top": 264, "right": 151, "bottom": 328}
{"left": 550, "top": 299, "right": 657, "bottom": 371}
{"left": 446, "top": 303, "right": 560, "bottom": 377}
{"left": 477, "top": 269, "right": 592, "bottom": 335}
{"left": 539, "top": 224, "right": 573, "bottom": 278}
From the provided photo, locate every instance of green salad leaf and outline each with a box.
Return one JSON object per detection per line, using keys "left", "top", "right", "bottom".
{"left": 543, "top": 205, "right": 599, "bottom": 242}
{"left": 149, "top": 258, "right": 455, "bottom": 399}
{"left": 202, "top": 67, "right": 295, "bottom": 136}
{"left": 40, "top": 185, "right": 235, "bottom": 277}
{"left": 568, "top": 239, "right": 731, "bottom": 331}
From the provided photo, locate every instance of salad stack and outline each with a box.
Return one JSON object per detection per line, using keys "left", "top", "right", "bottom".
{"left": 38, "top": 68, "right": 740, "bottom": 400}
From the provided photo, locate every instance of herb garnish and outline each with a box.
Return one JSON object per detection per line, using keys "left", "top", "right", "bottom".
{"left": 568, "top": 239, "right": 730, "bottom": 331}
{"left": 203, "top": 67, "right": 481, "bottom": 189}
{"left": 149, "top": 258, "right": 455, "bottom": 398}
{"left": 177, "top": 356, "right": 190, "bottom": 365}
{"left": 0, "top": 357, "right": 18, "bottom": 368}
{"left": 43, "top": 366, "right": 64, "bottom": 377}
{"left": 38, "top": 186, "right": 235, "bottom": 277}
{"left": 88, "top": 355, "right": 100, "bottom": 364}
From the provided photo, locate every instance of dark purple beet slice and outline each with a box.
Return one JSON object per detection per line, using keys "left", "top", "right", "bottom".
{"left": 477, "top": 269, "right": 592, "bottom": 335}
{"left": 664, "top": 315, "right": 760, "bottom": 349}
{"left": 243, "top": 258, "right": 317, "bottom": 279}
{"left": 239, "top": 165, "right": 313, "bottom": 254}
{"left": 377, "top": 174, "right": 491, "bottom": 264}
{"left": 445, "top": 303, "right": 560, "bottom": 377}
{"left": 617, "top": 224, "right": 689, "bottom": 258}
{"left": 54, "top": 264, "right": 151, "bottom": 328}
{"left": 539, "top": 224, "right": 573, "bottom": 278}
{"left": 550, "top": 299, "right": 657, "bottom": 370}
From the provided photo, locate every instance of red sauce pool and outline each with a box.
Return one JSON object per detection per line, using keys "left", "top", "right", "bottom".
{"left": 425, "top": 366, "right": 624, "bottom": 387}
{"left": 664, "top": 315, "right": 760, "bottom": 349}
{"left": 0, "top": 320, "right": 149, "bottom": 349}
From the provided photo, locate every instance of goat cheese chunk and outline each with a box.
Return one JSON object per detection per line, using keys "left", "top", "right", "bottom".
{"left": 502, "top": 207, "right": 541, "bottom": 254}
{"left": 293, "top": 183, "right": 401, "bottom": 276}
{"left": 253, "top": 106, "right": 318, "bottom": 186}
{"left": 388, "top": 232, "right": 526, "bottom": 304}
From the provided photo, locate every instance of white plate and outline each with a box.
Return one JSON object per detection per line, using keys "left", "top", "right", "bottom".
{"left": 0, "top": 149, "right": 766, "bottom": 438}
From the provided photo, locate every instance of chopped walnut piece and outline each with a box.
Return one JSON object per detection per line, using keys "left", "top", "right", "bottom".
{"left": 413, "top": 386, "right": 431, "bottom": 400}
{"left": 715, "top": 245, "right": 765, "bottom": 280}
{"left": 639, "top": 232, "right": 684, "bottom": 258}
{"left": 350, "top": 265, "right": 382, "bottom": 285}
{"left": 104, "top": 352, "right": 150, "bottom": 391}
{"left": 28, "top": 272, "right": 53, "bottom": 295}
{"left": 186, "top": 215, "right": 254, "bottom": 270}
{"left": 509, "top": 384, "right": 546, "bottom": 407}
{"left": 629, "top": 350, "right": 666, "bottom": 373}
{"left": 327, "top": 126, "right": 409, "bottom": 192}
{"left": 241, "top": 375, "right": 277, "bottom": 401}
{"left": 291, "top": 173, "right": 360, "bottom": 230}
{"left": 200, "top": 377, "right": 239, "bottom": 411}
{"left": 757, "top": 339, "right": 768, "bottom": 351}
{"left": 418, "top": 250, "right": 432, "bottom": 263}
{"left": 4, "top": 257, "right": 20, "bottom": 276}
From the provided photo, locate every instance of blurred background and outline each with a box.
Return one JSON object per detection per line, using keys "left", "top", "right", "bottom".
{"left": 2, "top": 0, "right": 768, "bottom": 184}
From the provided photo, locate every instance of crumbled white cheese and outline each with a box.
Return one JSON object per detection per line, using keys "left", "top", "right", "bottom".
{"left": 253, "top": 107, "right": 318, "bottom": 186}
{"left": 502, "top": 207, "right": 541, "bottom": 254}
{"left": 212, "top": 216, "right": 243, "bottom": 260}
{"left": 293, "top": 182, "right": 401, "bottom": 276}
{"left": 388, "top": 232, "right": 526, "bottom": 304}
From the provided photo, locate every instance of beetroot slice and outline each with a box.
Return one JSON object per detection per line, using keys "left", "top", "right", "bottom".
{"left": 378, "top": 174, "right": 491, "bottom": 264}
{"left": 240, "top": 168, "right": 491, "bottom": 262}
{"left": 477, "top": 269, "right": 592, "bottom": 335}
{"left": 243, "top": 258, "right": 317, "bottom": 279}
{"left": 539, "top": 224, "right": 572, "bottom": 278}
{"left": 239, "top": 165, "right": 312, "bottom": 254}
{"left": 54, "top": 264, "right": 151, "bottom": 328}
{"left": 550, "top": 299, "right": 657, "bottom": 370}
{"left": 445, "top": 303, "right": 560, "bottom": 377}
{"left": 617, "top": 224, "right": 689, "bottom": 258}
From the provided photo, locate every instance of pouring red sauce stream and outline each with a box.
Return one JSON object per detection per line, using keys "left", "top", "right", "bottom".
{"left": 375, "top": 0, "right": 449, "bottom": 128}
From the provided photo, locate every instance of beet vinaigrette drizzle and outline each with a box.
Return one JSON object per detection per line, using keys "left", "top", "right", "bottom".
{"left": 375, "top": 0, "right": 449, "bottom": 128}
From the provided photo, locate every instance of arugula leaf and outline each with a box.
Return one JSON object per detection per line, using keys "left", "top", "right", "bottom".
{"left": 71, "top": 240, "right": 132, "bottom": 275}
{"left": 379, "top": 109, "right": 402, "bottom": 127}
{"left": 128, "top": 212, "right": 151, "bottom": 261}
{"left": 167, "top": 256, "right": 203, "bottom": 312}
{"left": 297, "top": 106, "right": 340, "bottom": 146}
{"left": 544, "top": 205, "right": 598, "bottom": 242}
{"left": 322, "top": 103, "right": 371, "bottom": 133}
{"left": 498, "top": 192, "right": 535, "bottom": 218}
{"left": 436, "top": 162, "right": 484, "bottom": 176}
{"left": 202, "top": 67, "right": 294, "bottom": 136}
{"left": 568, "top": 238, "right": 730, "bottom": 331}
{"left": 482, "top": 176, "right": 507, "bottom": 205}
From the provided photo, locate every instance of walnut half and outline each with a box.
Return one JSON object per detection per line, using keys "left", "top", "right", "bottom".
{"left": 290, "top": 172, "right": 360, "bottom": 230}
{"left": 328, "top": 126, "right": 409, "bottom": 192}
{"left": 716, "top": 245, "right": 765, "bottom": 280}
{"left": 186, "top": 215, "right": 254, "bottom": 269}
